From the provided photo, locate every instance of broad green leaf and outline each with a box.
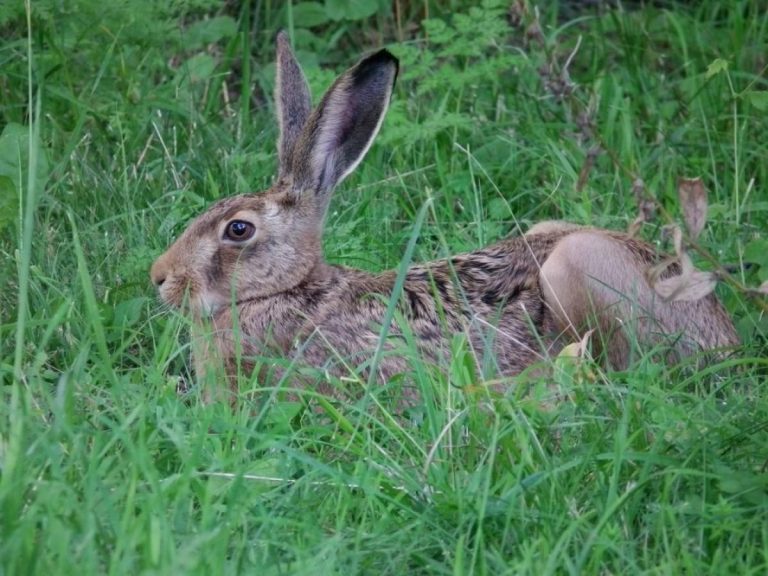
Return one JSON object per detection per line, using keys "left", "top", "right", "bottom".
{"left": 743, "top": 238, "right": 768, "bottom": 267}
{"left": 0, "top": 175, "right": 16, "bottom": 231}
{"left": 745, "top": 90, "right": 768, "bottom": 111}
{"left": 185, "top": 16, "right": 237, "bottom": 48}
{"left": 184, "top": 53, "right": 216, "bottom": 82}
{"left": 0, "top": 123, "right": 30, "bottom": 184}
{"left": 326, "top": 0, "right": 379, "bottom": 22}
{"left": 292, "top": 2, "right": 329, "bottom": 27}
{"left": 705, "top": 58, "right": 729, "bottom": 79}
{"left": 0, "top": 122, "right": 48, "bottom": 232}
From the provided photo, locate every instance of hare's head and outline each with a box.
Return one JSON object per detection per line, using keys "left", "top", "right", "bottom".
{"left": 151, "top": 32, "right": 398, "bottom": 316}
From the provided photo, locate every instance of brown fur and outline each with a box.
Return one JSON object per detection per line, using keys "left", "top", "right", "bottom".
{"left": 150, "top": 36, "right": 739, "bottom": 401}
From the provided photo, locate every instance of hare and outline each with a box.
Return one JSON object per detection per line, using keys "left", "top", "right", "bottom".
{"left": 151, "top": 32, "right": 738, "bottom": 399}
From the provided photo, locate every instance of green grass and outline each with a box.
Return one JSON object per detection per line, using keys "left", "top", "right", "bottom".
{"left": 2, "top": 0, "right": 768, "bottom": 573}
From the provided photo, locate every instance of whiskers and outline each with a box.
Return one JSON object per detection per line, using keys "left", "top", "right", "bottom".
{"left": 148, "top": 296, "right": 192, "bottom": 324}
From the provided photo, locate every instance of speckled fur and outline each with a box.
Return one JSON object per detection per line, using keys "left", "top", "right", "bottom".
{"left": 151, "top": 35, "right": 738, "bottom": 401}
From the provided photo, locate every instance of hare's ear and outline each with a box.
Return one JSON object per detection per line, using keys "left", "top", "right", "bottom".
{"left": 275, "top": 30, "right": 312, "bottom": 179}
{"left": 290, "top": 49, "right": 398, "bottom": 211}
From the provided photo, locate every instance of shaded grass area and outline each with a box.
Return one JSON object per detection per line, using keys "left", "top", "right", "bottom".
{"left": 1, "top": 1, "right": 767, "bottom": 573}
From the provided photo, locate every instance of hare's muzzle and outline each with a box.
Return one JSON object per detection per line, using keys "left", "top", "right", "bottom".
{"left": 150, "top": 258, "right": 167, "bottom": 287}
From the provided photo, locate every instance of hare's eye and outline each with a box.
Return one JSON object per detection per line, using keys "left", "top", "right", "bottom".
{"left": 224, "top": 220, "right": 255, "bottom": 242}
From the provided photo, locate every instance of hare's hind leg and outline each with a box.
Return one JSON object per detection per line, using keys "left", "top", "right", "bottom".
{"left": 540, "top": 229, "right": 708, "bottom": 369}
{"left": 529, "top": 228, "right": 636, "bottom": 367}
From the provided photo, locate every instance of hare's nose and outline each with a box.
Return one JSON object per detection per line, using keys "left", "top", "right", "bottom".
{"left": 150, "top": 259, "right": 167, "bottom": 287}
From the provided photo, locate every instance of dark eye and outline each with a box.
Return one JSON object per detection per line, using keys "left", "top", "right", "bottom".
{"left": 224, "top": 220, "right": 255, "bottom": 242}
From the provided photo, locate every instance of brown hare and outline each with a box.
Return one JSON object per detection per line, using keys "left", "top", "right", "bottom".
{"left": 151, "top": 32, "right": 738, "bottom": 399}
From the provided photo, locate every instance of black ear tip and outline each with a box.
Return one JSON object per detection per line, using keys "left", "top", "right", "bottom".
{"left": 353, "top": 49, "right": 399, "bottom": 86}
{"left": 366, "top": 49, "right": 399, "bottom": 70}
